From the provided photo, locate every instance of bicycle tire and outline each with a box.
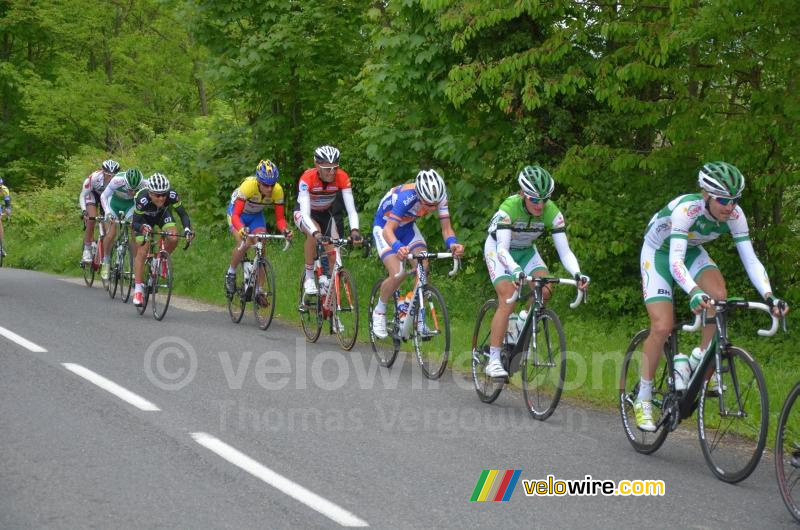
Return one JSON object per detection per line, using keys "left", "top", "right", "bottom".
{"left": 108, "top": 243, "right": 120, "bottom": 299}
{"left": 151, "top": 252, "right": 173, "bottom": 321}
{"left": 368, "top": 279, "right": 400, "bottom": 368}
{"left": 619, "top": 329, "right": 671, "bottom": 454}
{"left": 99, "top": 242, "right": 109, "bottom": 291}
{"left": 698, "top": 346, "right": 768, "bottom": 483}
{"left": 334, "top": 269, "right": 359, "bottom": 351}
{"left": 83, "top": 243, "right": 95, "bottom": 287}
{"left": 776, "top": 382, "right": 800, "bottom": 522}
{"left": 520, "top": 308, "right": 567, "bottom": 421}
{"left": 137, "top": 258, "right": 151, "bottom": 315}
{"left": 228, "top": 260, "right": 246, "bottom": 324}
{"left": 120, "top": 246, "right": 133, "bottom": 303}
{"left": 471, "top": 299, "right": 505, "bottom": 404}
{"left": 0, "top": 244, "right": 3, "bottom": 267}
{"left": 254, "top": 258, "right": 276, "bottom": 330}
{"left": 299, "top": 271, "right": 322, "bottom": 342}
{"left": 412, "top": 284, "right": 450, "bottom": 380}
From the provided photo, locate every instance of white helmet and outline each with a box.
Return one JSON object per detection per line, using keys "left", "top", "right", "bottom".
{"left": 415, "top": 169, "right": 446, "bottom": 203}
{"left": 102, "top": 159, "right": 120, "bottom": 174}
{"left": 314, "top": 145, "right": 340, "bottom": 165}
{"left": 148, "top": 173, "right": 170, "bottom": 193}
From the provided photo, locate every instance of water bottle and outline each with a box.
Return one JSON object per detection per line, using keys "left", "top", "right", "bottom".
{"left": 506, "top": 312, "right": 522, "bottom": 345}
{"left": 242, "top": 260, "right": 253, "bottom": 282}
{"left": 673, "top": 353, "right": 691, "bottom": 391}
{"left": 397, "top": 291, "right": 410, "bottom": 324}
{"left": 688, "top": 347, "right": 704, "bottom": 373}
{"left": 91, "top": 241, "right": 98, "bottom": 258}
{"left": 318, "top": 275, "right": 330, "bottom": 296}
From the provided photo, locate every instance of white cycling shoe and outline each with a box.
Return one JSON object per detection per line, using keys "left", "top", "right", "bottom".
{"left": 372, "top": 311, "right": 388, "bottom": 339}
{"left": 303, "top": 277, "right": 318, "bottom": 296}
{"left": 486, "top": 359, "right": 509, "bottom": 378}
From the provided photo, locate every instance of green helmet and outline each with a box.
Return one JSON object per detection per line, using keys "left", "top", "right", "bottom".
{"left": 125, "top": 168, "right": 144, "bottom": 189}
{"left": 698, "top": 162, "right": 745, "bottom": 198}
{"left": 518, "top": 165, "right": 554, "bottom": 199}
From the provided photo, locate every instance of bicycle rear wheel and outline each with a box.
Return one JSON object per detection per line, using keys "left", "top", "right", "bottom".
{"left": 520, "top": 309, "right": 566, "bottom": 421}
{"left": 151, "top": 253, "right": 173, "bottom": 321}
{"left": 108, "top": 244, "right": 120, "bottom": 299}
{"left": 228, "top": 260, "right": 246, "bottom": 324}
{"left": 698, "top": 346, "right": 767, "bottom": 483}
{"left": 471, "top": 299, "right": 505, "bottom": 404}
{"left": 253, "top": 259, "right": 276, "bottom": 330}
{"left": 82, "top": 244, "right": 95, "bottom": 287}
{"left": 776, "top": 382, "right": 800, "bottom": 522}
{"left": 412, "top": 284, "right": 450, "bottom": 380}
{"left": 121, "top": 246, "right": 133, "bottom": 303}
{"left": 368, "top": 279, "right": 399, "bottom": 368}
{"left": 299, "top": 272, "right": 322, "bottom": 342}
{"left": 619, "top": 329, "right": 671, "bottom": 454}
{"left": 333, "top": 269, "right": 359, "bottom": 350}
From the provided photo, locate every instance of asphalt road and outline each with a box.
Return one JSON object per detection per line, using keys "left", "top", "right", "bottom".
{"left": 0, "top": 268, "right": 794, "bottom": 528}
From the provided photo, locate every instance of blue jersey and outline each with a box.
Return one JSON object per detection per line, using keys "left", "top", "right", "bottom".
{"left": 373, "top": 184, "right": 450, "bottom": 236}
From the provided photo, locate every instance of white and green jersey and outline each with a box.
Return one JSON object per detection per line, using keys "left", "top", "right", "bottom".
{"left": 101, "top": 172, "right": 149, "bottom": 218}
{"left": 487, "top": 195, "right": 566, "bottom": 248}
{"left": 644, "top": 193, "right": 749, "bottom": 251}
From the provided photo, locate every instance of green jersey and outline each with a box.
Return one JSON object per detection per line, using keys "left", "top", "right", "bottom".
{"left": 487, "top": 194, "right": 565, "bottom": 249}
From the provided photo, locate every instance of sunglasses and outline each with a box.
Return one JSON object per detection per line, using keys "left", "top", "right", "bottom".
{"left": 151, "top": 192, "right": 168, "bottom": 198}
{"left": 711, "top": 195, "right": 740, "bottom": 206}
{"left": 318, "top": 165, "right": 338, "bottom": 172}
{"left": 524, "top": 193, "right": 548, "bottom": 204}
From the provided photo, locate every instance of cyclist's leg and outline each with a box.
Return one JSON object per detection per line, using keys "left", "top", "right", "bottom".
{"left": 640, "top": 244, "right": 675, "bottom": 393}
{"left": 0, "top": 214, "right": 4, "bottom": 249}
{"left": 228, "top": 209, "right": 261, "bottom": 270}
{"left": 133, "top": 229, "right": 148, "bottom": 285}
{"left": 518, "top": 245, "right": 550, "bottom": 303}
{"left": 293, "top": 209, "right": 322, "bottom": 280}
{"left": 690, "top": 247, "right": 724, "bottom": 351}
{"left": 84, "top": 202, "right": 98, "bottom": 247}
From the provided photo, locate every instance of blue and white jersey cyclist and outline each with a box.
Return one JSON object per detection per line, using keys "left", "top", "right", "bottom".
{"left": 370, "top": 169, "right": 465, "bottom": 339}
{"left": 634, "top": 161, "right": 790, "bottom": 432}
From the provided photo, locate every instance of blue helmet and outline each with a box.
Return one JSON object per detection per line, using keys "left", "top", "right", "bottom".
{"left": 255, "top": 159, "right": 279, "bottom": 185}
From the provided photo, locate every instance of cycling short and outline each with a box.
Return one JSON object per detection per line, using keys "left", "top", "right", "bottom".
{"left": 640, "top": 244, "right": 717, "bottom": 304}
{"left": 134, "top": 212, "right": 176, "bottom": 243}
{"left": 293, "top": 206, "right": 343, "bottom": 238}
{"left": 84, "top": 191, "right": 102, "bottom": 208}
{"left": 109, "top": 196, "right": 135, "bottom": 220}
{"left": 227, "top": 204, "right": 267, "bottom": 234}
{"left": 484, "top": 238, "right": 547, "bottom": 285}
{"left": 372, "top": 224, "right": 426, "bottom": 259}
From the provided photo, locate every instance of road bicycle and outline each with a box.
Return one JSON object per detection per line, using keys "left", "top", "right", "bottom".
{"left": 619, "top": 298, "right": 784, "bottom": 483}
{"left": 136, "top": 230, "right": 192, "bottom": 321}
{"left": 0, "top": 210, "right": 8, "bottom": 267}
{"left": 108, "top": 213, "right": 134, "bottom": 302}
{"left": 298, "top": 237, "right": 359, "bottom": 350}
{"left": 80, "top": 215, "right": 107, "bottom": 288}
{"left": 228, "top": 233, "right": 289, "bottom": 330}
{"left": 776, "top": 380, "right": 800, "bottom": 522}
{"left": 471, "top": 275, "right": 584, "bottom": 420}
{"left": 368, "top": 252, "right": 460, "bottom": 380}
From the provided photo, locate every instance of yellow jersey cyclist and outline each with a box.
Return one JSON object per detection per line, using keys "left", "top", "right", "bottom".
{"left": 99, "top": 168, "right": 148, "bottom": 280}
{"left": 634, "top": 162, "right": 790, "bottom": 432}
{"left": 225, "top": 160, "right": 293, "bottom": 295}
{"left": 131, "top": 173, "right": 194, "bottom": 307}
{"left": 79, "top": 159, "right": 119, "bottom": 262}
{"left": 483, "top": 165, "right": 590, "bottom": 378}
{"left": 370, "top": 169, "right": 465, "bottom": 338}
{"left": 0, "top": 177, "right": 11, "bottom": 257}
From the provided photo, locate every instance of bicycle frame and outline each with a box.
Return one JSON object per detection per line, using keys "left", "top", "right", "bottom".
{"left": 238, "top": 233, "right": 289, "bottom": 295}
{"left": 315, "top": 238, "right": 350, "bottom": 317}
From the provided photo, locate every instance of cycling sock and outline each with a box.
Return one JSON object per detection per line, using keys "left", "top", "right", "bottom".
{"left": 637, "top": 378, "right": 653, "bottom": 401}
{"left": 375, "top": 298, "right": 387, "bottom": 313}
{"left": 84, "top": 243, "right": 91, "bottom": 250}
{"left": 103, "top": 256, "right": 110, "bottom": 264}
{"left": 304, "top": 265, "right": 314, "bottom": 281}
{"left": 489, "top": 346, "right": 502, "bottom": 363}
{"left": 135, "top": 283, "right": 143, "bottom": 294}
{"left": 227, "top": 266, "right": 235, "bottom": 275}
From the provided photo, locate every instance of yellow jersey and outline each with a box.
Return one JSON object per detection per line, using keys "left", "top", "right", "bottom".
{"left": 229, "top": 177, "right": 284, "bottom": 214}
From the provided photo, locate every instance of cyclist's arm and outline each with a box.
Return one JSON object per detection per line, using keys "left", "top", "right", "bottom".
{"left": 381, "top": 219, "right": 400, "bottom": 246}
{"left": 728, "top": 210, "right": 772, "bottom": 299}
{"left": 439, "top": 217, "right": 457, "bottom": 246}
{"left": 273, "top": 203, "right": 287, "bottom": 233}
{"left": 99, "top": 181, "right": 116, "bottom": 216}
{"left": 230, "top": 198, "right": 247, "bottom": 232}
{"left": 2, "top": 190, "right": 10, "bottom": 213}
{"left": 174, "top": 203, "right": 192, "bottom": 231}
{"left": 667, "top": 209, "right": 698, "bottom": 295}
{"left": 493, "top": 226, "right": 523, "bottom": 277}
{"left": 341, "top": 188, "right": 359, "bottom": 231}
{"left": 552, "top": 231, "right": 580, "bottom": 277}
{"left": 296, "top": 186, "right": 317, "bottom": 235}
{"left": 78, "top": 178, "right": 91, "bottom": 211}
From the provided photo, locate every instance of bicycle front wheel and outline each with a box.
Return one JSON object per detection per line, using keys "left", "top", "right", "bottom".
{"left": 108, "top": 244, "right": 120, "bottom": 299}
{"left": 412, "top": 284, "right": 450, "bottom": 380}
{"left": 520, "top": 308, "right": 566, "bottom": 421}
{"left": 82, "top": 245, "right": 95, "bottom": 287}
{"left": 137, "top": 259, "right": 151, "bottom": 315}
{"left": 333, "top": 269, "right": 358, "bottom": 351}
{"left": 228, "top": 261, "right": 246, "bottom": 324}
{"left": 698, "top": 346, "right": 768, "bottom": 483}
{"left": 777, "top": 382, "right": 800, "bottom": 522}
{"left": 368, "top": 279, "right": 399, "bottom": 368}
{"left": 121, "top": 246, "right": 133, "bottom": 303}
{"left": 471, "top": 299, "right": 505, "bottom": 404}
{"left": 151, "top": 253, "right": 173, "bottom": 321}
{"left": 299, "top": 272, "right": 322, "bottom": 342}
{"left": 253, "top": 259, "right": 276, "bottom": 330}
{"left": 619, "top": 329, "right": 671, "bottom": 454}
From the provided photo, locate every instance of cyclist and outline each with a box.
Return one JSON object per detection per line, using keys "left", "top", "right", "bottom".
{"left": 294, "top": 145, "right": 362, "bottom": 296}
{"left": 634, "top": 161, "right": 790, "bottom": 432}
{"left": 0, "top": 177, "right": 11, "bottom": 257}
{"left": 483, "top": 166, "right": 589, "bottom": 377}
{"left": 225, "top": 159, "right": 292, "bottom": 295}
{"left": 370, "top": 169, "right": 465, "bottom": 339}
{"left": 78, "top": 159, "right": 119, "bottom": 263}
{"left": 99, "top": 168, "right": 148, "bottom": 281}
{"left": 131, "top": 173, "right": 194, "bottom": 307}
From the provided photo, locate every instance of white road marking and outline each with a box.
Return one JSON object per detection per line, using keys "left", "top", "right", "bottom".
{"left": 191, "top": 432, "right": 368, "bottom": 527}
{"left": 61, "top": 363, "right": 161, "bottom": 412}
{"left": 0, "top": 325, "right": 47, "bottom": 352}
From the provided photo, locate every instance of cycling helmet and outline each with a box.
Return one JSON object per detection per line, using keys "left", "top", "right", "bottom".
{"left": 0, "top": 178, "right": 3, "bottom": 185}
{"left": 255, "top": 159, "right": 279, "bottom": 185}
{"left": 518, "top": 165, "right": 554, "bottom": 199}
{"left": 698, "top": 161, "right": 745, "bottom": 198}
{"left": 125, "top": 168, "right": 143, "bottom": 189}
{"left": 102, "top": 159, "right": 120, "bottom": 174}
{"left": 314, "top": 145, "right": 340, "bottom": 165}
{"left": 148, "top": 173, "right": 170, "bottom": 193}
{"left": 415, "top": 169, "right": 446, "bottom": 203}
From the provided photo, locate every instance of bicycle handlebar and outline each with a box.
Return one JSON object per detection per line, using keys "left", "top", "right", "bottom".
{"left": 505, "top": 276, "right": 585, "bottom": 309}
{"left": 142, "top": 230, "right": 194, "bottom": 250}
{"left": 681, "top": 299, "right": 785, "bottom": 336}
{"left": 393, "top": 252, "right": 460, "bottom": 279}
{"left": 238, "top": 233, "right": 291, "bottom": 252}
